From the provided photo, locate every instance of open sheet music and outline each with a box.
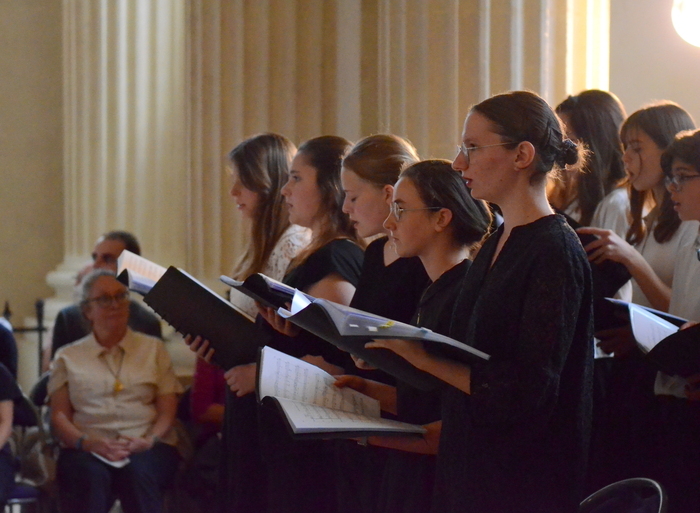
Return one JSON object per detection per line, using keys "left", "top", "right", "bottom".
{"left": 116, "top": 250, "right": 167, "bottom": 295}
{"left": 271, "top": 290, "right": 489, "bottom": 391}
{"left": 629, "top": 304, "right": 679, "bottom": 353}
{"left": 624, "top": 303, "right": 700, "bottom": 377}
{"left": 257, "top": 346, "right": 426, "bottom": 438}
{"left": 220, "top": 273, "right": 305, "bottom": 310}
{"left": 142, "top": 266, "right": 269, "bottom": 369}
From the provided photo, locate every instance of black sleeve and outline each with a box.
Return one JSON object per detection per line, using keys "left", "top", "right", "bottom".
{"left": 51, "top": 305, "right": 89, "bottom": 357}
{"left": 0, "top": 364, "right": 20, "bottom": 403}
{"left": 0, "top": 325, "right": 17, "bottom": 379}
{"left": 468, "top": 236, "right": 592, "bottom": 431}
{"left": 269, "top": 240, "right": 364, "bottom": 362}
{"left": 284, "top": 239, "right": 363, "bottom": 291}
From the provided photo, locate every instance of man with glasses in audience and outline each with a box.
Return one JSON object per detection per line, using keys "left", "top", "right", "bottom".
{"left": 49, "top": 231, "right": 162, "bottom": 363}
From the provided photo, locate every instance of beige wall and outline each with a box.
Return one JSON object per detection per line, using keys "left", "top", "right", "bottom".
{"left": 610, "top": 0, "right": 700, "bottom": 121}
{"left": 0, "top": 1, "right": 63, "bottom": 322}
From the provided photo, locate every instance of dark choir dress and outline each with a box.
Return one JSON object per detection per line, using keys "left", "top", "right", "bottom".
{"left": 376, "top": 259, "right": 472, "bottom": 513}
{"left": 334, "top": 237, "right": 430, "bottom": 513}
{"left": 0, "top": 363, "right": 20, "bottom": 510}
{"left": 434, "top": 215, "right": 594, "bottom": 513}
{"left": 220, "top": 238, "right": 363, "bottom": 513}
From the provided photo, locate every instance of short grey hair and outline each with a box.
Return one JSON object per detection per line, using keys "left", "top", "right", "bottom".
{"left": 79, "top": 269, "right": 121, "bottom": 307}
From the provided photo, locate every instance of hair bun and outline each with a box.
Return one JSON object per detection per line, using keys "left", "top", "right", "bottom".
{"left": 556, "top": 139, "right": 579, "bottom": 167}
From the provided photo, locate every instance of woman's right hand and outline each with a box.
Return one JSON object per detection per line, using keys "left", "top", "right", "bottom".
{"left": 351, "top": 354, "right": 377, "bottom": 371}
{"left": 184, "top": 335, "right": 215, "bottom": 363}
{"left": 256, "top": 303, "right": 301, "bottom": 337}
{"left": 224, "top": 363, "right": 257, "bottom": 397}
{"left": 84, "top": 437, "right": 130, "bottom": 461}
{"left": 334, "top": 375, "right": 370, "bottom": 395}
{"left": 595, "top": 326, "right": 637, "bottom": 357}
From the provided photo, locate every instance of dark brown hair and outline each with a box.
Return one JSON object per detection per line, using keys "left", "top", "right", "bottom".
{"left": 342, "top": 134, "right": 419, "bottom": 187}
{"left": 400, "top": 160, "right": 491, "bottom": 249}
{"left": 472, "top": 91, "right": 585, "bottom": 185}
{"left": 288, "top": 135, "right": 362, "bottom": 270}
{"left": 620, "top": 102, "right": 696, "bottom": 245}
{"left": 661, "top": 129, "right": 700, "bottom": 177}
{"left": 555, "top": 90, "right": 627, "bottom": 225}
{"left": 229, "top": 133, "right": 297, "bottom": 279}
{"left": 102, "top": 231, "right": 141, "bottom": 256}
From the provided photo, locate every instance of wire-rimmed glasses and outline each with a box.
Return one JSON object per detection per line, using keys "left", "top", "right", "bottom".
{"left": 389, "top": 202, "right": 442, "bottom": 221}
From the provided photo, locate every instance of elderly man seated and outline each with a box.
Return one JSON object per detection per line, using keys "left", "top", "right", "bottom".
{"left": 48, "top": 269, "right": 182, "bottom": 513}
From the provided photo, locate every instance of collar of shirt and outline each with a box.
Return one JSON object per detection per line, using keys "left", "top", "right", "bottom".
{"left": 85, "top": 328, "right": 136, "bottom": 358}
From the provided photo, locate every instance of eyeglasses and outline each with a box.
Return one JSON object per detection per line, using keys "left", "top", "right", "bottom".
{"left": 389, "top": 202, "right": 442, "bottom": 221}
{"left": 456, "top": 141, "right": 514, "bottom": 166}
{"left": 664, "top": 174, "right": 700, "bottom": 191}
{"left": 87, "top": 291, "right": 130, "bottom": 308}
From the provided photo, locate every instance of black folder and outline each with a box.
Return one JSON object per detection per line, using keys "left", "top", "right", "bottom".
{"left": 144, "top": 266, "right": 270, "bottom": 369}
{"left": 646, "top": 323, "right": 700, "bottom": 378}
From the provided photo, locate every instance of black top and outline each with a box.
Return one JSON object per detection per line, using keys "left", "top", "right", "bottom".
{"left": 396, "top": 259, "right": 471, "bottom": 425}
{"left": 51, "top": 300, "right": 163, "bottom": 356}
{"left": 266, "top": 238, "right": 364, "bottom": 364}
{"left": 0, "top": 362, "right": 21, "bottom": 454}
{"left": 283, "top": 238, "right": 363, "bottom": 293}
{"left": 0, "top": 364, "right": 20, "bottom": 404}
{"left": 344, "top": 237, "right": 430, "bottom": 383}
{"left": 0, "top": 324, "right": 17, "bottom": 379}
{"left": 350, "top": 237, "right": 429, "bottom": 324}
{"left": 434, "top": 215, "right": 594, "bottom": 513}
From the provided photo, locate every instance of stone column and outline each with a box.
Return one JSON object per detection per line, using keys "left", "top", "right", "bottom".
{"left": 50, "top": 0, "right": 189, "bottom": 304}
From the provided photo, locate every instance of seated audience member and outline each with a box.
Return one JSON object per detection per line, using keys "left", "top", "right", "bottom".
{"left": 48, "top": 270, "right": 183, "bottom": 513}
{"left": 50, "top": 230, "right": 162, "bottom": 360}
{"left": 0, "top": 362, "right": 20, "bottom": 510}
{"left": 0, "top": 322, "right": 17, "bottom": 378}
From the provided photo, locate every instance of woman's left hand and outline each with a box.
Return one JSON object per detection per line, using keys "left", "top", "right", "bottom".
{"left": 256, "top": 303, "right": 301, "bottom": 337}
{"left": 122, "top": 436, "right": 154, "bottom": 454}
{"left": 224, "top": 363, "right": 257, "bottom": 397}
{"left": 365, "top": 339, "right": 428, "bottom": 369}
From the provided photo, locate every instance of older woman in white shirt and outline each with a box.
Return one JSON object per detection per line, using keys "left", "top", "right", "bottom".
{"left": 49, "top": 269, "right": 183, "bottom": 513}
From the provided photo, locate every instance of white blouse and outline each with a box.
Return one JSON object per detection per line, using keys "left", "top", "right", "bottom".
{"left": 228, "top": 224, "right": 311, "bottom": 318}
{"left": 590, "top": 187, "right": 630, "bottom": 238}
{"left": 652, "top": 222, "right": 700, "bottom": 397}
{"left": 631, "top": 220, "right": 699, "bottom": 308}
{"left": 48, "top": 329, "right": 183, "bottom": 443}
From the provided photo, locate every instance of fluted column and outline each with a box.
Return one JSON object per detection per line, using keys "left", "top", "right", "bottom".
{"left": 49, "top": 0, "right": 188, "bottom": 304}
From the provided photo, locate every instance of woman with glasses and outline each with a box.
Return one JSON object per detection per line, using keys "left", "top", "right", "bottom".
{"left": 48, "top": 269, "right": 183, "bottom": 513}
{"left": 367, "top": 91, "right": 593, "bottom": 513}
{"left": 648, "top": 129, "right": 700, "bottom": 513}
{"left": 578, "top": 102, "right": 697, "bottom": 318}
{"left": 335, "top": 134, "right": 431, "bottom": 513}
{"left": 337, "top": 159, "right": 491, "bottom": 513}
{"left": 574, "top": 103, "right": 697, "bottom": 491}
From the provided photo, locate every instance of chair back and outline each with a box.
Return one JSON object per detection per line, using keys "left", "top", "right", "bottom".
{"left": 580, "top": 477, "right": 666, "bottom": 513}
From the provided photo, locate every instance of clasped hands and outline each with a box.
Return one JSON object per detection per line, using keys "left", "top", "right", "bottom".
{"left": 85, "top": 435, "right": 154, "bottom": 461}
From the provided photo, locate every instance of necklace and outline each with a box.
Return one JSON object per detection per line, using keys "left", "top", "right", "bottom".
{"left": 101, "top": 348, "right": 125, "bottom": 394}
